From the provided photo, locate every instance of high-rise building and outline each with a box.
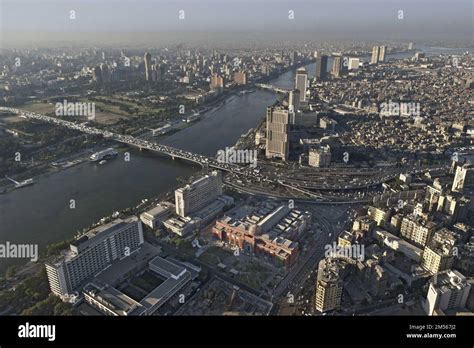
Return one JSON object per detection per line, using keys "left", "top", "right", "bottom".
{"left": 371, "top": 46, "right": 386, "bottom": 64}
{"left": 92, "top": 66, "right": 102, "bottom": 83}
{"left": 378, "top": 46, "right": 386, "bottom": 62}
{"left": 436, "top": 194, "right": 470, "bottom": 223}
{"left": 288, "top": 89, "right": 300, "bottom": 113}
{"left": 315, "top": 55, "right": 328, "bottom": 81}
{"left": 371, "top": 46, "right": 380, "bottom": 64}
{"left": 348, "top": 57, "right": 360, "bottom": 70}
{"left": 452, "top": 164, "right": 474, "bottom": 192}
{"left": 425, "top": 270, "right": 471, "bottom": 315}
{"left": 100, "top": 63, "right": 110, "bottom": 83}
{"left": 400, "top": 215, "right": 437, "bottom": 247}
{"left": 210, "top": 74, "right": 225, "bottom": 92}
{"left": 233, "top": 71, "right": 247, "bottom": 85}
{"left": 45, "top": 217, "right": 144, "bottom": 299}
{"left": 144, "top": 52, "right": 152, "bottom": 81}
{"left": 175, "top": 171, "right": 222, "bottom": 217}
{"left": 331, "top": 56, "right": 342, "bottom": 77}
{"left": 265, "top": 107, "right": 290, "bottom": 160}
{"left": 295, "top": 68, "right": 308, "bottom": 103}
{"left": 308, "top": 146, "right": 331, "bottom": 167}
{"left": 314, "top": 258, "right": 346, "bottom": 313}
{"left": 291, "top": 51, "right": 298, "bottom": 65}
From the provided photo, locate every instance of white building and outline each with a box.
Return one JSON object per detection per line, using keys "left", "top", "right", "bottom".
{"left": 45, "top": 217, "right": 144, "bottom": 299}
{"left": 295, "top": 68, "right": 308, "bottom": 103}
{"left": 425, "top": 270, "right": 471, "bottom": 315}
{"left": 175, "top": 171, "right": 222, "bottom": 217}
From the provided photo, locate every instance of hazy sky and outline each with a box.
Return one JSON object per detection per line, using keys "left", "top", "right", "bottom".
{"left": 1, "top": 0, "right": 472, "bottom": 47}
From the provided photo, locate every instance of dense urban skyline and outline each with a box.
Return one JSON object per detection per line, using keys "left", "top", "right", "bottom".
{"left": 0, "top": 0, "right": 472, "bottom": 346}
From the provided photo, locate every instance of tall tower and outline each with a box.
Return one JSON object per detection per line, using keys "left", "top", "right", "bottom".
{"left": 315, "top": 55, "right": 328, "bottom": 81}
{"left": 314, "top": 258, "right": 345, "bottom": 313}
{"left": 371, "top": 46, "right": 380, "bottom": 64}
{"left": 144, "top": 52, "right": 152, "bottom": 81}
{"left": 378, "top": 46, "right": 386, "bottom": 62}
{"left": 289, "top": 89, "right": 300, "bottom": 113}
{"left": 452, "top": 164, "right": 474, "bottom": 192}
{"left": 265, "top": 107, "right": 290, "bottom": 161}
{"left": 295, "top": 68, "right": 308, "bottom": 103}
{"left": 331, "top": 56, "right": 342, "bottom": 78}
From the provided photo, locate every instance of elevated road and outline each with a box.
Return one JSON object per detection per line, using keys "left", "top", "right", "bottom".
{"left": 1, "top": 107, "right": 448, "bottom": 203}
{"left": 255, "top": 83, "right": 290, "bottom": 94}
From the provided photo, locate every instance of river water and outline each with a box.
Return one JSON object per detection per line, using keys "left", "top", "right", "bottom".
{"left": 0, "top": 46, "right": 468, "bottom": 274}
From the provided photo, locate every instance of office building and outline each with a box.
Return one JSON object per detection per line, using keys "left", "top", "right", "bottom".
{"left": 210, "top": 74, "right": 224, "bottom": 92}
{"left": 371, "top": 46, "right": 386, "bottom": 64}
{"left": 348, "top": 57, "right": 360, "bottom": 70}
{"left": 425, "top": 270, "right": 471, "bottom": 315}
{"left": 452, "top": 164, "right": 474, "bottom": 192}
{"left": 308, "top": 145, "right": 331, "bottom": 167}
{"left": 140, "top": 202, "right": 173, "bottom": 229}
{"left": 265, "top": 106, "right": 290, "bottom": 160}
{"left": 233, "top": 71, "right": 247, "bottom": 85}
{"left": 371, "top": 46, "right": 380, "bottom": 64}
{"left": 331, "top": 56, "right": 342, "bottom": 77}
{"left": 45, "top": 217, "right": 144, "bottom": 299}
{"left": 144, "top": 52, "right": 152, "bottom": 81}
{"left": 288, "top": 89, "right": 300, "bottom": 113}
{"left": 315, "top": 55, "right": 328, "bottom": 81}
{"left": 314, "top": 258, "right": 346, "bottom": 313}
{"left": 378, "top": 46, "right": 386, "bottom": 62}
{"left": 175, "top": 171, "right": 222, "bottom": 217}
{"left": 295, "top": 68, "right": 308, "bottom": 103}
{"left": 291, "top": 51, "right": 298, "bottom": 65}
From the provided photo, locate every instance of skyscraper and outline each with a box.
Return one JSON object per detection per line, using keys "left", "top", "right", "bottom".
{"left": 331, "top": 56, "right": 342, "bottom": 78}
{"left": 291, "top": 51, "right": 298, "bottom": 65}
{"left": 295, "top": 68, "right": 308, "bottom": 103}
{"left": 371, "top": 46, "right": 380, "bottom": 64}
{"left": 371, "top": 46, "right": 386, "bottom": 64}
{"left": 378, "top": 46, "right": 386, "bottom": 62}
{"left": 144, "top": 52, "right": 152, "bottom": 81}
{"left": 265, "top": 106, "right": 290, "bottom": 160}
{"left": 288, "top": 89, "right": 300, "bottom": 113}
{"left": 452, "top": 164, "right": 474, "bottom": 192}
{"left": 315, "top": 55, "right": 328, "bottom": 81}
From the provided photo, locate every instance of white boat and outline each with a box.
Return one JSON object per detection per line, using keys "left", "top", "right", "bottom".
{"left": 99, "top": 160, "right": 107, "bottom": 165}
{"left": 5, "top": 176, "right": 35, "bottom": 189}
{"left": 90, "top": 148, "right": 118, "bottom": 162}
